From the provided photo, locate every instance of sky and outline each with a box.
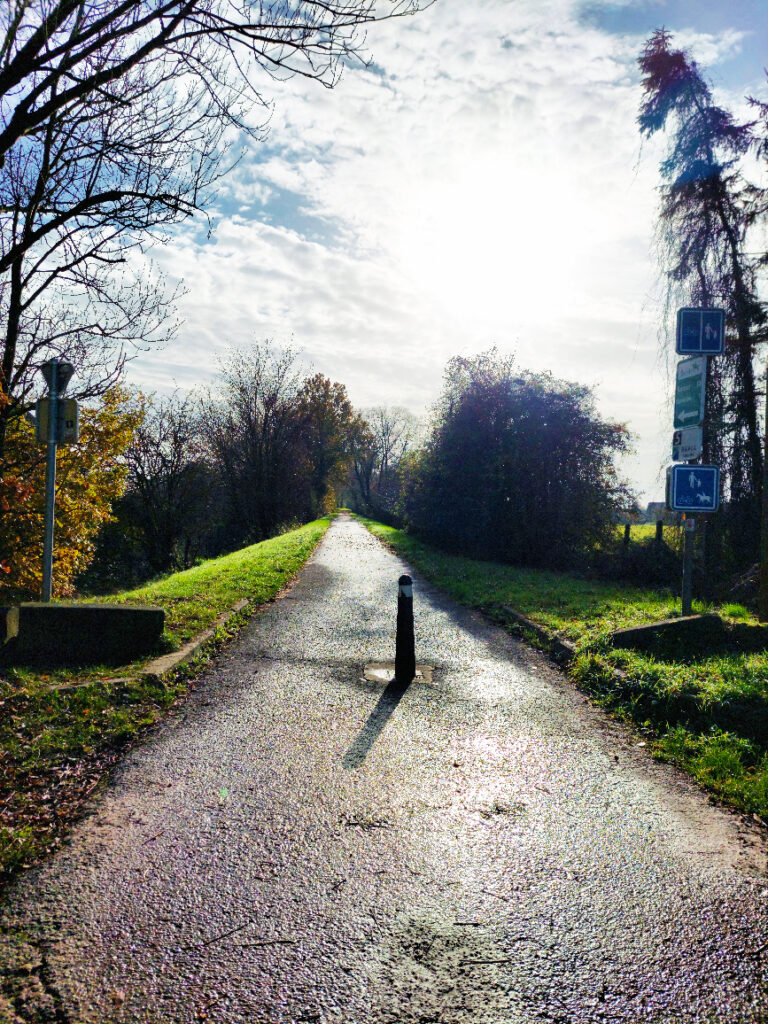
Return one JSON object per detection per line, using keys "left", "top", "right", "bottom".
{"left": 128, "top": 0, "right": 768, "bottom": 504}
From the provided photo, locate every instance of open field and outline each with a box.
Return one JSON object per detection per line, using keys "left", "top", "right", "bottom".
{"left": 0, "top": 518, "right": 331, "bottom": 880}
{"left": 361, "top": 518, "right": 768, "bottom": 821}
{"left": 613, "top": 521, "right": 684, "bottom": 552}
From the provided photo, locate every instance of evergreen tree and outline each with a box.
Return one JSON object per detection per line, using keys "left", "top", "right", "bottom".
{"left": 638, "top": 29, "right": 767, "bottom": 571}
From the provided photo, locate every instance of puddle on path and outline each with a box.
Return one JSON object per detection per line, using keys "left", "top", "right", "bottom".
{"left": 363, "top": 663, "right": 434, "bottom": 684}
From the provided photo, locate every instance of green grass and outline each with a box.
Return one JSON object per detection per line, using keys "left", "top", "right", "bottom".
{"left": 108, "top": 518, "right": 331, "bottom": 648}
{"left": 360, "top": 517, "right": 768, "bottom": 820}
{"left": 0, "top": 518, "right": 331, "bottom": 881}
{"left": 616, "top": 522, "right": 657, "bottom": 539}
{"left": 360, "top": 519, "right": 685, "bottom": 636}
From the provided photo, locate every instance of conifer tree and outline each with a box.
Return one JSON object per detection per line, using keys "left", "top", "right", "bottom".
{"left": 638, "top": 29, "right": 766, "bottom": 570}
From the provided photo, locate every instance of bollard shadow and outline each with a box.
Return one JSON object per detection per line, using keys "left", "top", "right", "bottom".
{"left": 342, "top": 677, "right": 411, "bottom": 770}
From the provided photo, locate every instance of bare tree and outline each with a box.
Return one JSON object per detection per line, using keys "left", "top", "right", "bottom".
{"left": 199, "top": 342, "right": 308, "bottom": 543}
{"left": 355, "top": 405, "right": 420, "bottom": 513}
{"left": 0, "top": 29, "right": 228, "bottom": 457}
{"left": 0, "top": 2, "right": 428, "bottom": 167}
{"left": 363, "top": 405, "right": 420, "bottom": 486}
{"left": 0, "top": 0, "right": 430, "bottom": 458}
{"left": 351, "top": 419, "right": 377, "bottom": 507}
{"left": 124, "top": 392, "right": 211, "bottom": 573}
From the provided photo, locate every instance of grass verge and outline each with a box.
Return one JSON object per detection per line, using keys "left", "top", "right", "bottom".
{"left": 0, "top": 517, "right": 331, "bottom": 883}
{"left": 361, "top": 517, "right": 768, "bottom": 821}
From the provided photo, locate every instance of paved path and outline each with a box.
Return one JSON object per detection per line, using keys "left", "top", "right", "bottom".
{"left": 2, "top": 514, "right": 768, "bottom": 1023}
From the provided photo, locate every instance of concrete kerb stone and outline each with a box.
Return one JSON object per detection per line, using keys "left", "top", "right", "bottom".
{"left": 8, "top": 603, "right": 164, "bottom": 665}
{"left": 499, "top": 605, "right": 577, "bottom": 665}
{"left": 611, "top": 613, "right": 726, "bottom": 654}
{"left": 139, "top": 598, "right": 251, "bottom": 684}
{"left": 0, "top": 606, "right": 19, "bottom": 645}
{"left": 497, "top": 603, "right": 634, "bottom": 689}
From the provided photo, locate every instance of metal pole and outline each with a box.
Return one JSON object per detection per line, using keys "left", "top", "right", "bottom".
{"left": 395, "top": 574, "right": 415, "bottom": 684}
{"left": 41, "top": 360, "right": 58, "bottom": 602}
{"left": 682, "top": 517, "right": 695, "bottom": 616}
{"left": 759, "top": 361, "right": 768, "bottom": 620}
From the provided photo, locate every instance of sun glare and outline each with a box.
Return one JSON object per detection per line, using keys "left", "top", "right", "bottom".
{"left": 388, "top": 162, "right": 592, "bottom": 333}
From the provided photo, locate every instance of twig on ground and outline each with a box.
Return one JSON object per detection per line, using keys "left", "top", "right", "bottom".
{"left": 180, "top": 921, "right": 251, "bottom": 952}
{"left": 232, "top": 939, "right": 296, "bottom": 949}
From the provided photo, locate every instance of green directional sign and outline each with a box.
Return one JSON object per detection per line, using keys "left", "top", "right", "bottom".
{"left": 674, "top": 356, "right": 706, "bottom": 429}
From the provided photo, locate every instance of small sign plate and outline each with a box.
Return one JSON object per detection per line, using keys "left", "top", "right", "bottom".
{"left": 35, "top": 398, "right": 79, "bottom": 444}
{"left": 672, "top": 425, "right": 703, "bottom": 462}
{"left": 666, "top": 464, "right": 720, "bottom": 512}
{"left": 676, "top": 307, "right": 725, "bottom": 355}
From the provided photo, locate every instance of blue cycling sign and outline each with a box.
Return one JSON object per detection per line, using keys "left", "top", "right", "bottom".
{"left": 666, "top": 464, "right": 720, "bottom": 512}
{"left": 676, "top": 308, "right": 725, "bottom": 355}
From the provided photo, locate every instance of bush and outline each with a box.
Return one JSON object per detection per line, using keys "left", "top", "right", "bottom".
{"left": 399, "top": 350, "right": 634, "bottom": 569}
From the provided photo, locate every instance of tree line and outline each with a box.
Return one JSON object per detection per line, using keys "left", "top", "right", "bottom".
{"left": 0, "top": 341, "right": 638, "bottom": 599}
{"left": 0, "top": 0, "right": 429, "bottom": 564}
{"left": 0, "top": 341, "right": 427, "bottom": 596}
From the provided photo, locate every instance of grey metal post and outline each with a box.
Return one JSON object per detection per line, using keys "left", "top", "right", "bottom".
{"left": 760, "top": 361, "right": 768, "bottom": 620}
{"left": 41, "top": 360, "right": 58, "bottom": 602}
{"left": 681, "top": 517, "right": 695, "bottom": 616}
{"left": 395, "top": 574, "right": 415, "bottom": 683}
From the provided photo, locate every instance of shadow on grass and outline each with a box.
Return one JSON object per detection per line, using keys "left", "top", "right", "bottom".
{"left": 343, "top": 678, "right": 411, "bottom": 770}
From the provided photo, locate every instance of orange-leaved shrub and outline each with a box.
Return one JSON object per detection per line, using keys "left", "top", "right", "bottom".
{"left": 0, "top": 387, "right": 141, "bottom": 599}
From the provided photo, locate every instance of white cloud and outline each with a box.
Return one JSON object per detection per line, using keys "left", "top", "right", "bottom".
{"left": 128, "top": 0, "right": 768, "bottom": 503}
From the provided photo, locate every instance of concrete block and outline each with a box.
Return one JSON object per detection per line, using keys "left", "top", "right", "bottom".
{"left": 0, "top": 606, "right": 19, "bottom": 644}
{"left": 12, "top": 603, "right": 165, "bottom": 665}
{"left": 611, "top": 613, "right": 726, "bottom": 654}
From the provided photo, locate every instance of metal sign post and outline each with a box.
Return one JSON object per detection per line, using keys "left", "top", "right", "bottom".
{"left": 669, "top": 308, "right": 724, "bottom": 617}
{"left": 41, "top": 361, "right": 59, "bottom": 602}
{"left": 682, "top": 518, "right": 696, "bottom": 615}
{"left": 761, "top": 362, "right": 768, "bottom": 622}
{"left": 39, "top": 358, "right": 75, "bottom": 602}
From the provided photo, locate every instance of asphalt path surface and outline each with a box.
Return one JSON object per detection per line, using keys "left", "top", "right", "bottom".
{"left": 3, "top": 514, "right": 768, "bottom": 1023}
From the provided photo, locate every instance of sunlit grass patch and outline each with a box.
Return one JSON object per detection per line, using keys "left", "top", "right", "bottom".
{"left": 720, "top": 602, "right": 752, "bottom": 621}
{"left": 96, "top": 517, "right": 332, "bottom": 647}
{"left": 362, "top": 518, "right": 681, "bottom": 633}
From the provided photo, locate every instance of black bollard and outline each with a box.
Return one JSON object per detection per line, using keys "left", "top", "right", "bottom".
{"left": 395, "top": 574, "right": 415, "bottom": 684}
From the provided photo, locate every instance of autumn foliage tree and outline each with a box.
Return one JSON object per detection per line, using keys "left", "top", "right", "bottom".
{"left": 297, "top": 373, "right": 363, "bottom": 514}
{"left": 0, "top": 387, "right": 140, "bottom": 599}
{"left": 0, "top": 388, "right": 32, "bottom": 576}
